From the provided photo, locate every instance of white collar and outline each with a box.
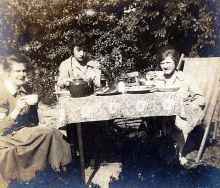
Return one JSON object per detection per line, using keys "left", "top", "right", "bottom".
{"left": 4, "top": 79, "right": 17, "bottom": 96}
{"left": 71, "top": 56, "right": 94, "bottom": 68}
{"left": 4, "top": 79, "right": 27, "bottom": 96}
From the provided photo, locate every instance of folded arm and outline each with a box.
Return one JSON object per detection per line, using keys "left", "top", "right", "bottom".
{"left": 188, "top": 76, "right": 205, "bottom": 108}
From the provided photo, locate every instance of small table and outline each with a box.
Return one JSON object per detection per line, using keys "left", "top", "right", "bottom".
{"left": 58, "top": 92, "right": 186, "bottom": 182}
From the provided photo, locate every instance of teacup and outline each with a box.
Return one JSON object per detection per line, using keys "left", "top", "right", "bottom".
{"left": 138, "top": 78, "right": 146, "bottom": 85}
{"left": 146, "top": 71, "right": 164, "bottom": 80}
{"left": 25, "top": 94, "right": 38, "bottom": 105}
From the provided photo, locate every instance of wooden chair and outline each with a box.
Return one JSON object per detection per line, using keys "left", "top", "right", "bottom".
{"left": 113, "top": 117, "right": 144, "bottom": 141}
{"left": 181, "top": 57, "right": 220, "bottom": 163}
{"left": 54, "top": 75, "right": 70, "bottom": 101}
{"left": 113, "top": 71, "right": 144, "bottom": 139}
{"left": 212, "top": 93, "right": 220, "bottom": 140}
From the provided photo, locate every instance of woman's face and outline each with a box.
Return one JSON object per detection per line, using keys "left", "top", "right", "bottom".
{"left": 73, "top": 46, "right": 87, "bottom": 62}
{"left": 9, "top": 62, "right": 27, "bottom": 89}
{"left": 160, "top": 56, "right": 176, "bottom": 76}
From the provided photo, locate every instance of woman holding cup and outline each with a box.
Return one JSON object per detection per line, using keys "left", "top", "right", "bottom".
{"left": 0, "top": 54, "right": 72, "bottom": 186}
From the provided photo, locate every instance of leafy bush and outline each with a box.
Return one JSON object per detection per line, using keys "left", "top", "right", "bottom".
{"left": 0, "top": 0, "right": 219, "bottom": 104}
{"left": 98, "top": 47, "right": 134, "bottom": 83}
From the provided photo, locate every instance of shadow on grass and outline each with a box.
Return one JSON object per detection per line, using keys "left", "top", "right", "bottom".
{"left": 9, "top": 125, "right": 220, "bottom": 188}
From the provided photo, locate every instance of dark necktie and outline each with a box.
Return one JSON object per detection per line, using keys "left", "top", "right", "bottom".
{"left": 16, "top": 90, "right": 22, "bottom": 97}
{"left": 15, "top": 89, "right": 26, "bottom": 98}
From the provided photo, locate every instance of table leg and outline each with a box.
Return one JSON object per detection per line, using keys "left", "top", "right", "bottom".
{"left": 77, "top": 123, "right": 85, "bottom": 183}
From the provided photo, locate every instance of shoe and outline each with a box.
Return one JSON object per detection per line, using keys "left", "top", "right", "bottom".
{"left": 179, "top": 156, "right": 188, "bottom": 165}
{"left": 180, "top": 158, "right": 196, "bottom": 170}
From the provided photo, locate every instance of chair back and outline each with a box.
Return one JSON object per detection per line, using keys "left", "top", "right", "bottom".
{"left": 182, "top": 57, "right": 220, "bottom": 126}
{"left": 182, "top": 57, "right": 220, "bottom": 163}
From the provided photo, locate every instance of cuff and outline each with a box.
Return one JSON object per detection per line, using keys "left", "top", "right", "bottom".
{"left": 8, "top": 114, "right": 18, "bottom": 124}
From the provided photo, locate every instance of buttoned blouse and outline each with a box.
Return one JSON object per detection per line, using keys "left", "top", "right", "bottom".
{"left": 57, "top": 56, "right": 101, "bottom": 88}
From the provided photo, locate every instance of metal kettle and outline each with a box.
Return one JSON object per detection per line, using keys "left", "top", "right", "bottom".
{"left": 69, "top": 79, "right": 88, "bottom": 97}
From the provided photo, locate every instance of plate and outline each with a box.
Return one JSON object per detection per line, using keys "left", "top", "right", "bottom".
{"left": 126, "top": 86, "right": 151, "bottom": 94}
{"left": 96, "top": 91, "right": 122, "bottom": 96}
{"left": 154, "top": 86, "right": 180, "bottom": 92}
{"left": 126, "top": 85, "right": 149, "bottom": 89}
{"left": 96, "top": 88, "right": 122, "bottom": 96}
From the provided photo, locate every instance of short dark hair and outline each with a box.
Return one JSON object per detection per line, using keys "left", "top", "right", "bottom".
{"left": 68, "top": 31, "right": 92, "bottom": 52}
{"left": 156, "top": 45, "right": 180, "bottom": 69}
{"left": 4, "top": 53, "right": 29, "bottom": 72}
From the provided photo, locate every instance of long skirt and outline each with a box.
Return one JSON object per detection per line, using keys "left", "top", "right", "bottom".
{"left": 0, "top": 126, "right": 72, "bottom": 187}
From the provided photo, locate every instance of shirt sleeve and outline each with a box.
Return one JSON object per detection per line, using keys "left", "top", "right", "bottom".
{"left": 0, "top": 93, "right": 17, "bottom": 135}
{"left": 57, "top": 60, "right": 70, "bottom": 88}
{"left": 186, "top": 75, "right": 205, "bottom": 108}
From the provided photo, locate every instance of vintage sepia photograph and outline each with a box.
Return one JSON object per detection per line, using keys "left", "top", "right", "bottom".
{"left": 0, "top": 0, "right": 220, "bottom": 187}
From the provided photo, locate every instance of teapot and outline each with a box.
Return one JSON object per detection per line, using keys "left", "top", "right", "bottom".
{"left": 69, "top": 79, "right": 89, "bottom": 97}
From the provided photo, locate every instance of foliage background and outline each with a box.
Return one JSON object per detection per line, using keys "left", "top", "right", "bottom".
{"left": 0, "top": 0, "right": 219, "bottom": 104}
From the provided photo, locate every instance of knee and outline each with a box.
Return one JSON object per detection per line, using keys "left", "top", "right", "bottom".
{"left": 35, "top": 127, "right": 58, "bottom": 138}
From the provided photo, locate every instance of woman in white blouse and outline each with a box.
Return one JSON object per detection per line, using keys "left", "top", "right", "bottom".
{"left": 57, "top": 31, "right": 101, "bottom": 89}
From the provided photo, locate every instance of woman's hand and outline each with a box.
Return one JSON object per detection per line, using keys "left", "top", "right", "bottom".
{"left": 63, "top": 78, "right": 73, "bottom": 86}
{"left": 11, "top": 97, "right": 27, "bottom": 120}
{"left": 146, "top": 71, "right": 157, "bottom": 80}
{"left": 15, "top": 97, "right": 27, "bottom": 113}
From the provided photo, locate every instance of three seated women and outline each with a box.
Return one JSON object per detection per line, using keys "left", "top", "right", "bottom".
{"left": 0, "top": 43, "right": 206, "bottom": 187}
